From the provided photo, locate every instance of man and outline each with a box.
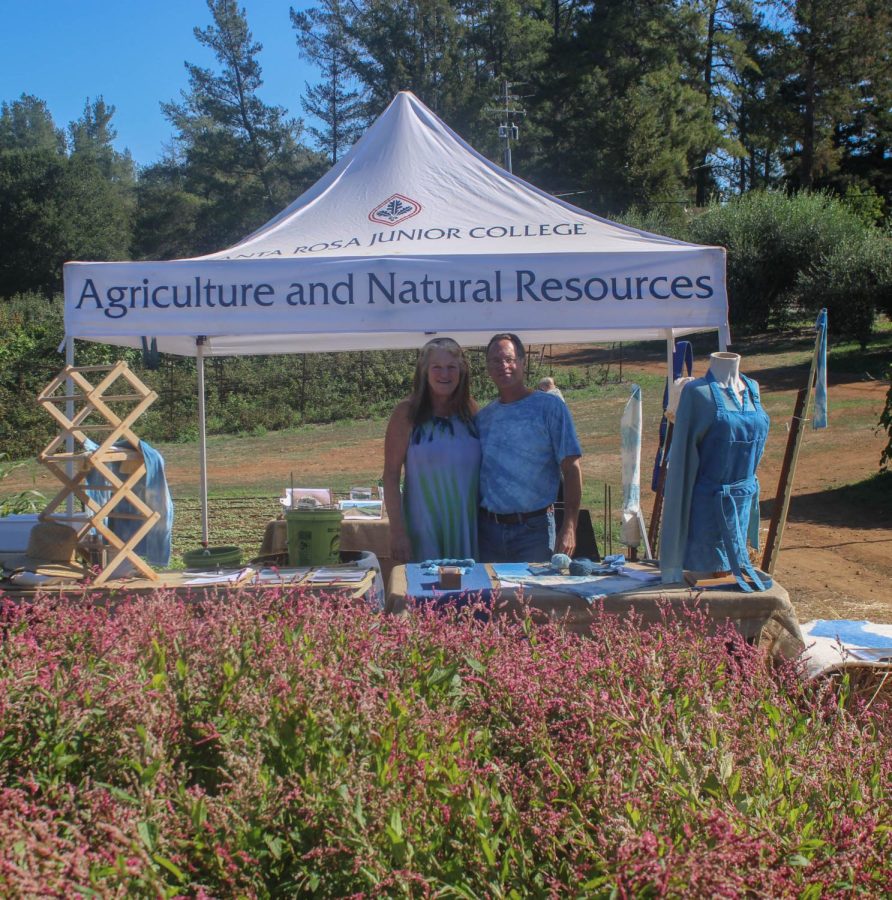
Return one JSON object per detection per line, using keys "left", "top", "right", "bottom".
{"left": 477, "top": 333, "right": 583, "bottom": 562}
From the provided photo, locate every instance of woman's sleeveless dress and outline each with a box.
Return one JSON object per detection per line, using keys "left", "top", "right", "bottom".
{"left": 403, "top": 415, "right": 480, "bottom": 561}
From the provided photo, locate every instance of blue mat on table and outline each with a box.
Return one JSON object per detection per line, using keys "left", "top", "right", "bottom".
{"left": 404, "top": 562, "right": 494, "bottom": 611}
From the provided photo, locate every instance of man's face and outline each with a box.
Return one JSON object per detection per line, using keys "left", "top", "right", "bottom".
{"left": 486, "top": 339, "right": 525, "bottom": 393}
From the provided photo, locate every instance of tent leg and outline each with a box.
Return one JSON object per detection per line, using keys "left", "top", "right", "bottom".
{"left": 196, "top": 337, "right": 209, "bottom": 547}
{"left": 664, "top": 329, "right": 675, "bottom": 381}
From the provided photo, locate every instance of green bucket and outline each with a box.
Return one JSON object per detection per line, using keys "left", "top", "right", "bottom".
{"left": 182, "top": 545, "right": 242, "bottom": 569}
{"left": 285, "top": 507, "right": 343, "bottom": 566}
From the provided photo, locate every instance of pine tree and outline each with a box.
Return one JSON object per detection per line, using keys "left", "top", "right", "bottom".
{"left": 781, "top": 0, "right": 890, "bottom": 193}
{"left": 0, "top": 95, "right": 135, "bottom": 297}
{"left": 158, "top": 0, "right": 324, "bottom": 252}
{"left": 292, "top": 0, "right": 364, "bottom": 165}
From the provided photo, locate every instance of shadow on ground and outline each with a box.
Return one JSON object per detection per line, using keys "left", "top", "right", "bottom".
{"left": 760, "top": 473, "right": 892, "bottom": 531}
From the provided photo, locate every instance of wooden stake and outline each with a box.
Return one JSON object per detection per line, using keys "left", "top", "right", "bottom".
{"left": 761, "top": 327, "right": 823, "bottom": 574}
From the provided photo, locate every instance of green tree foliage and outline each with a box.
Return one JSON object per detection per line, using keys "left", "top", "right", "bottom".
{"left": 689, "top": 190, "right": 892, "bottom": 335}
{"left": 685, "top": 0, "right": 755, "bottom": 205}
{"left": 0, "top": 94, "right": 65, "bottom": 153}
{"left": 531, "top": 0, "right": 716, "bottom": 212}
{"left": 727, "top": 12, "right": 792, "bottom": 193}
{"left": 780, "top": 0, "right": 892, "bottom": 199}
{"left": 0, "top": 96, "right": 134, "bottom": 298}
{"left": 133, "top": 155, "right": 208, "bottom": 261}
{"left": 145, "top": 0, "right": 325, "bottom": 256}
{"left": 790, "top": 229, "right": 892, "bottom": 346}
{"left": 291, "top": 0, "right": 365, "bottom": 164}
{"left": 347, "top": 0, "right": 481, "bottom": 129}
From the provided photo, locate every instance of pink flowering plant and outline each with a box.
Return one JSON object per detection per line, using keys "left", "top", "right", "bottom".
{"left": 0, "top": 589, "right": 889, "bottom": 897}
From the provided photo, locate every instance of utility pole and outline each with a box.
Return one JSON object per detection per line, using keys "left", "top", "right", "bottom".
{"left": 485, "top": 80, "right": 524, "bottom": 174}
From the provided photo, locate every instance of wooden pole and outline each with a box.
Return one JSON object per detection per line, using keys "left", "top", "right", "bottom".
{"left": 761, "top": 328, "right": 822, "bottom": 574}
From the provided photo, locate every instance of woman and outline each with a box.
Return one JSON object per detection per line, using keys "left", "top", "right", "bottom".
{"left": 383, "top": 338, "right": 480, "bottom": 562}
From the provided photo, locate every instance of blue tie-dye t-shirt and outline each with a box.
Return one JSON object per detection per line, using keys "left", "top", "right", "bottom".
{"left": 476, "top": 391, "right": 582, "bottom": 514}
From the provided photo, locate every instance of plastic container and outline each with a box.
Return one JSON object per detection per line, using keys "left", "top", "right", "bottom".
{"left": 182, "top": 545, "right": 242, "bottom": 569}
{"left": 285, "top": 508, "right": 342, "bottom": 566}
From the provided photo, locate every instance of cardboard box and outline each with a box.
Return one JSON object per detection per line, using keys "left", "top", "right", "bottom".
{"left": 438, "top": 566, "right": 463, "bottom": 589}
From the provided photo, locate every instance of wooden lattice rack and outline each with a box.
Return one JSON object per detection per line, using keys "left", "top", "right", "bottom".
{"left": 37, "top": 361, "right": 160, "bottom": 585}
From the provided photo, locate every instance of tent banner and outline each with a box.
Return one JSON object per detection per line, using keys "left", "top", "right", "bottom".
{"left": 65, "top": 250, "right": 726, "bottom": 345}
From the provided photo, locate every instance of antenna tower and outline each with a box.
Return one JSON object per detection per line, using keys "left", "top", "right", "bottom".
{"left": 485, "top": 80, "right": 525, "bottom": 174}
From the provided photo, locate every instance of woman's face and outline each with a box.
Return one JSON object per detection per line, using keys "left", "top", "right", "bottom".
{"left": 426, "top": 348, "right": 462, "bottom": 399}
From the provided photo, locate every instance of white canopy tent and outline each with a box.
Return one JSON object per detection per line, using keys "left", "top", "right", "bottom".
{"left": 62, "top": 90, "right": 730, "bottom": 544}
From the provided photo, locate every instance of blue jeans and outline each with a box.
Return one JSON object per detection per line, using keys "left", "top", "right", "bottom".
{"left": 478, "top": 510, "right": 555, "bottom": 563}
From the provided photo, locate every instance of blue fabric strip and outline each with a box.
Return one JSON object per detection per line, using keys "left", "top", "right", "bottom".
{"left": 84, "top": 438, "right": 174, "bottom": 566}
{"left": 813, "top": 308, "right": 828, "bottom": 430}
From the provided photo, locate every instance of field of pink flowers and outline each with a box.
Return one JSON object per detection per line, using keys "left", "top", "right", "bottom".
{"left": 0, "top": 589, "right": 889, "bottom": 897}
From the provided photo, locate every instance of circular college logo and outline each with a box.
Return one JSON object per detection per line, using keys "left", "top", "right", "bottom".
{"left": 369, "top": 194, "right": 422, "bottom": 226}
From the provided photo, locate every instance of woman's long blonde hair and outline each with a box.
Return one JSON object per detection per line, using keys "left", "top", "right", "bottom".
{"left": 407, "top": 337, "right": 476, "bottom": 425}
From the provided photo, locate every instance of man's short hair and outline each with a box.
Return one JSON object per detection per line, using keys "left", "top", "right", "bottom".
{"left": 486, "top": 333, "right": 525, "bottom": 360}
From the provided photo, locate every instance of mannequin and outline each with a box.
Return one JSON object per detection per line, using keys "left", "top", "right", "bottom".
{"left": 659, "top": 352, "right": 771, "bottom": 592}
{"left": 708, "top": 351, "right": 743, "bottom": 397}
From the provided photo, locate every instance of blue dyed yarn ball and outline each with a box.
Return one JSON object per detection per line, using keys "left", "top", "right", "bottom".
{"left": 551, "top": 553, "right": 571, "bottom": 571}
{"left": 569, "top": 558, "right": 596, "bottom": 576}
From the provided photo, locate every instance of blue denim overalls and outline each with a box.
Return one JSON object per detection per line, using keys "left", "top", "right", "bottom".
{"left": 684, "top": 371, "right": 772, "bottom": 592}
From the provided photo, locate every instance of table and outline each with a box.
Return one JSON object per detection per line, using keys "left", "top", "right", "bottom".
{"left": 0, "top": 561, "right": 380, "bottom": 605}
{"left": 260, "top": 513, "right": 394, "bottom": 583}
{"left": 386, "top": 563, "right": 804, "bottom": 660}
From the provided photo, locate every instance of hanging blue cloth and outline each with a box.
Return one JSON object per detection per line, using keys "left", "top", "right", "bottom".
{"left": 660, "top": 370, "right": 771, "bottom": 592}
{"left": 651, "top": 341, "right": 693, "bottom": 490}
{"left": 84, "top": 438, "right": 174, "bottom": 566}
{"left": 813, "top": 308, "right": 828, "bottom": 430}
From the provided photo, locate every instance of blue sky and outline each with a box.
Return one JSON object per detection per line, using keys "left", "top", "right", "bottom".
{"left": 0, "top": 0, "right": 316, "bottom": 166}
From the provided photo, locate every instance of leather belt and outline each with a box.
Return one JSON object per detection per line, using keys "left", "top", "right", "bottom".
{"left": 480, "top": 505, "right": 553, "bottom": 525}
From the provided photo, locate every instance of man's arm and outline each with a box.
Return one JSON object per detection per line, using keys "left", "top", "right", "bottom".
{"left": 555, "top": 455, "right": 582, "bottom": 556}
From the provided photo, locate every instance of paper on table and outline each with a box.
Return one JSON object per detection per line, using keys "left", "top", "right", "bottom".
{"left": 307, "top": 568, "right": 368, "bottom": 583}
{"left": 183, "top": 567, "right": 255, "bottom": 586}
{"left": 254, "top": 567, "right": 311, "bottom": 584}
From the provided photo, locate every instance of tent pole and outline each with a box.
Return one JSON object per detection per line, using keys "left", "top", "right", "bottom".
{"left": 196, "top": 336, "right": 209, "bottom": 547}
{"left": 664, "top": 329, "right": 675, "bottom": 380}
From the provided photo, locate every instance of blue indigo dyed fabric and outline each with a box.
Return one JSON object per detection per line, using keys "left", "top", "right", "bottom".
{"left": 84, "top": 438, "right": 174, "bottom": 566}
{"left": 660, "top": 371, "right": 770, "bottom": 591}
{"left": 477, "top": 391, "right": 581, "bottom": 515}
{"left": 403, "top": 415, "right": 480, "bottom": 561}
